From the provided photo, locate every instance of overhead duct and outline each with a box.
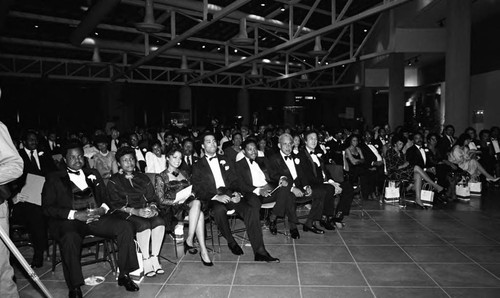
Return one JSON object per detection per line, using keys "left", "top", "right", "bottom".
{"left": 92, "top": 47, "right": 102, "bottom": 63}
{"left": 70, "top": 0, "right": 121, "bottom": 46}
{"left": 135, "top": 0, "right": 164, "bottom": 33}
{"left": 231, "top": 18, "right": 253, "bottom": 46}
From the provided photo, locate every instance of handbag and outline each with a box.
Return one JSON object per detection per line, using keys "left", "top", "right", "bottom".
{"left": 384, "top": 180, "right": 400, "bottom": 203}
{"left": 455, "top": 184, "right": 471, "bottom": 201}
{"left": 468, "top": 182, "right": 481, "bottom": 196}
{"left": 420, "top": 184, "right": 434, "bottom": 207}
{"left": 128, "top": 241, "right": 144, "bottom": 282}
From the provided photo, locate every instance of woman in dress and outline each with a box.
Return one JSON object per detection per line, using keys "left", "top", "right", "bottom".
{"left": 145, "top": 141, "right": 166, "bottom": 174}
{"left": 223, "top": 132, "right": 242, "bottom": 164}
{"left": 92, "top": 135, "right": 118, "bottom": 184}
{"left": 344, "top": 135, "right": 376, "bottom": 200}
{"left": 448, "top": 133, "right": 499, "bottom": 182}
{"left": 386, "top": 135, "right": 445, "bottom": 208}
{"left": 155, "top": 148, "right": 213, "bottom": 266}
{"left": 107, "top": 146, "right": 166, "bottom": 277}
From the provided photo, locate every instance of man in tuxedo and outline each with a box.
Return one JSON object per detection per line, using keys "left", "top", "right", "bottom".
{"left": 268, "top": 133, "right": 326, "bottom": 234}
{"left": 109, "top": 127, "right": 120, "bottom": 153}
{"left": 235, "top": 139, "right": 299, "bottom": 239}
{"left": 129, "top": 133, "right": 146, "bottom": 172}
{"left": 179, "top": 138, "right": 199, "bottom": 177}
{"left": 437, "top": 125, "right": 456, "bottom": 157}
{"left": 325, "top": 129, "right": 345, "bottom": 166}
{"left": 46, "top": 131, "right": 61, "bottom": 155}
{"left": 11, "top": 131, "right": 56, "bottom": 267}
{"left": 42, "top": 141, "right": 139, "bottom": 298}
{"left": 299, "top": 131, "right": 354, "bottom": 228}
{"left": 192, "top": 133, "right": 279, "bottom": 262}
{"left": 373, "top": 127, "right": 389, "bottom": 149}
{"left": 407, "top": 133, "right": 435, "bottom": 174}
{"left": 359, "top": 131, "right": 385, "bottom": 198}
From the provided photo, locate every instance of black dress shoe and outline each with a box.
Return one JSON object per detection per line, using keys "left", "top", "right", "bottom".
{"left": 118, "top": 275, "right": 139, "bottom": 292}
{"left": 290, "top": 228, "right": 300, "bottom": 239}
{"left": 200, "top": 253, "right": 214, "bottom": 266}
{"left": 269, "top": 220, "right": 277, "bottom": 235}
{"left": 319, "top": 219, "right": 335, "bottom": 230}
{"left": 31, "top": 252, "right": 44, "bottom": 268}
{"left": 228, "top": 242, "right": 244, "bottom": 255}
{"left": 68, "top": 287, "right": 82, "bottom": 298}
{"left": 254, "top": 253, "right": 280, "bottom": 263}
{"left": 303, "top": 224, "right": 325, "bottom": 234}
{"left": 184, "top": 240, "right": 198, "bottom": 255}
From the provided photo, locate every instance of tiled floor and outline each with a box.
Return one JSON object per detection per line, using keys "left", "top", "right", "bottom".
{"left": 11, "top": 186, "right": 500, "bottom": 298}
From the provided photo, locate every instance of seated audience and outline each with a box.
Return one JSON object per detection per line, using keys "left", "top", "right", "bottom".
{"left": 42, "top": 141, "right": 139, "bottom": 297}
{"left": 145, "top": 141, "right": 166, "bottom": 174}
{"left": 91, "top": 135, "right": 118, "bottom": 184}
{"left": 344, "top": 135, "right": 376, "bottom": 201}
{"left": 155, "top": 148, "right": 212, "bottom": 266}
{"left": 107, "top": 147, "right": 165, "bottom": 278}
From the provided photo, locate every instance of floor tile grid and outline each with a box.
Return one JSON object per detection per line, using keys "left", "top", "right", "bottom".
{"left": 17, "top": 267, "right": 53, "bottom": 292}
{"left": 405, "top": 211, "right": 500, "bottom": 286}
{"left": 292, "top": 237, "right": 303, "bottom": 298}
{"left": 225, "top": 239, "right": 242, "bottom": 298}
{"left": 443, "top": 212, "right": 500, "bottom": 245}
{"left": 153, "top": 252, "right": 186, "bottom": 297}
{"left": 362, "top": 212, "right": 452, "bottom": 297}
{"left": 335, "top": 227, "right": 377, "bottom": 297}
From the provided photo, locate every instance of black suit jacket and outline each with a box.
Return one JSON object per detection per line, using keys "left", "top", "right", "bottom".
{"left": 13, "top": 149, "right": 57, "bottom": 194}
{"left": 267, "top": 152, "right": 308, "bottom": 189}
{"left": 406, "top": 145, "right": 431, "bottom": 169}
{"left": 179, "top": 155, "right": 199, "bottom": 178}
{"left": 437, "top": 135, "right": 455, "bottom": 157}
{"left": 359, "top": 143, "right": 381, "bottom": 167}
{"left": 325, "top": 138, "right": 345, "bottom": 166}
{"left": 42, "top": 168, "right": 108, "bottom": 220}
{"left": 296, "top": 149, "right": 332, "bottom": 186}
{"left": 235, "top": 157, "right": 273, "bottom": 194}
{"left": 191, "top": 155, "right": 240, "bottom": 203}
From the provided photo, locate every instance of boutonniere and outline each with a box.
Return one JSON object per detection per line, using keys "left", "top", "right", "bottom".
{"left": 424, "top": 149, "right": 429, "bottom": 152}
{"left": 224, "top": 166, "right": 230, "bottom": 171}
{"left": 38, "top": 151, "right": 44, "bottom": 156}
{"left": 220, "top": 160, "right": 226, "bottom": 166}
{"left": 374, "top": 144, "right": 379, "bottom": 148}
{"left": 88, "top": 174, "right": 97, "bottom": 182}
{"left": 487, "top": 142, "right": 491, "bottom": 145}
{"left": 317, "top": 153, "right": 323, "bottom": 158}
{"left": 142, "top": 148, "right": 147, "bottom": 153}
{"left": 294, "top": 158, "right": 300, "bottom": 165}
{"left": 325, "top": 146, "right": 330, "bottom": 150}
{"left": 477, "top": 145, "right": 481, "bottom": 148}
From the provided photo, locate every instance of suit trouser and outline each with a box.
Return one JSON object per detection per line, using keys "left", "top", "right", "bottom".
{"left": 314, "top": 184, "right": 336, "bottom": 216}
{"left": 337, "top": 181, "right": 354, "bottom": 216}
{"left": 49, "top": 214, "right": 139, "bottom": 288}
{"left": 210, "top": 196, "right": 266, "bottom": 255}
{"left": 0, "top": 201, "right": 19, "bottom": 298}
{"left": 250, "top": 188, "right": 298, "bottom": 229}
{"left": 305, "top": 186, "right": 326, "bottom": 222}
{"left": 11, "top": 202, "right": 48, "bottom": 259}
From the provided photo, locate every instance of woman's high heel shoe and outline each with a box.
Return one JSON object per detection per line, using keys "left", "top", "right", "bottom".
{"left": 184, "top": 240, "right": 198, "bottom": 255}
{"left": 200, "top": 253, "right": 213, "bottom": 267}
{"left": 151, "top": 256, "right": 165, "bottom": 275}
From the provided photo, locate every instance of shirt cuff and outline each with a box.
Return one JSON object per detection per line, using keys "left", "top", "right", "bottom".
{"left": 100, "top": 203, "right": 110, "bottom": 214}
{"left": 253, "top": 188, "right": 260, "bottom": 195}
{"left": 68, "top": 210, "right": 76, "bottom": 220}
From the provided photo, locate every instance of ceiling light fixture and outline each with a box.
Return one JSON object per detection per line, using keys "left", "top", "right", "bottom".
{"left": 231, "top": 18, "right": 254, "bottom": 46}
{"left": 308, "top": 36, "right": 327, "bottom": 57}
{"left": 177, "top": 55, "right": 193, "bottom": 74}
{"left": 135, "top": 0, "right": 165, "bottom": 33}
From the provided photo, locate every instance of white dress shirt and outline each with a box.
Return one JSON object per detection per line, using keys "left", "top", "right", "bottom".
{"left": 280, "top": 151, "right": 297, "bottom": 180}
{"left": 246, "top": 157, "right": 267, "bottom": 189}
{"left": 416, "top": 145, "right": 427, "bottom": 165}
{"left": 67, "top": 169, "right": 109, "bottom": 219}
{"left": 206, "top": 155, "right": 225, "bottom": 189}
{"left": 366, "top": 144, "right": 383, "bottom": 162}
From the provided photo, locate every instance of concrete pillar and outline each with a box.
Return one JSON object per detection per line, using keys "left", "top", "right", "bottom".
{"left": 444, "top": 0, "right": 471, "bottom": 133}
{"left": 179, "top": 85, "right": 192, "bottom": 124}
{"left": 360, "top": 87, "right": 373, "bottom": 128}
{"left": 237, "top": 88, "right": 250, "bottom": 126}
{"left": 388, "top": 53, "right": 405, "bottom": 130}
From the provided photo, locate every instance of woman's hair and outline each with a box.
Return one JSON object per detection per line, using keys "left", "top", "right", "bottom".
{"left": 345, "top": 134, "right": 359, "bottom": 147}
{"left": 166, "top": 146, "right": 183, "bottom": 158}
{"left": 391, "top": 135, "right": 407, "bottom": 147}
{"left": 115, "top": 146, "right": 136, "bottom": 162}
{"left": 426, "top": 133, "right": 439, "bottom": 143}
{"left": 94, "top": 135, "right": 109, "bottom": 146}
{"left": 456, "top": 133, "right": 471, "bottom": 147}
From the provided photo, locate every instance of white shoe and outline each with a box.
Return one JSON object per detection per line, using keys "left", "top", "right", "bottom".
{"left": 143, "top": 258, "right": 156, "bottom": 277}
{"left": 151, "top": 256, "right": 164, "bottom": 275}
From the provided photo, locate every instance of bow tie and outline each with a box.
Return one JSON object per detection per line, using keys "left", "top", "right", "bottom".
{"left": 68, "top": 169, "right": 80, "bottom": 175}
{"left": 207, "top": 155, "right": 217, "bottom": 161}
{"left": 284, "top": 155, "right": 292, "bottom": 160}
{"left": 170, "top": 171, "right": 179, "bottom": 177}
{"left": 249, "top": 159, "right": 254, "bottom": 164}
{"left": 309, "top": 151, "right": 315, "bottom": 155}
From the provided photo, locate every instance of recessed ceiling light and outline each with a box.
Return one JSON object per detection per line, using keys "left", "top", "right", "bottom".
{"left": 34, "top": 25, "right": 39, "bottom": 28}
{"left": 217, "top": 47, "right": 221, "bottom": 51}
{"left": 202, "top": 45, "right": 206, "bottom": 48}
{"left": 94, "top": 32, "right": 98, "bottom": 36}
{"left": 234, "top": 49, "right": 238, "bottom": 53}
{"left": 281, "top": 8, "right": 285, "bottom": 12}
{"left": 177, "top": 42, "right": 181, "bottom": 46}
{"left": 261, "top": 3, "right": 265, "bottom": 7}
{"left": 363, "top": 29, "right": 368, "bottom": 32}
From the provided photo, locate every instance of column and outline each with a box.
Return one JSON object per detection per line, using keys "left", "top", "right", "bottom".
{"left": 237, "top": 88, "right": 250, "bottom": 126}
{"left": 444, "top": 0, "right": 471, "bottom": 133}
{"left": 360, "top": 87, "right": 373, "bottom": 128}
{"left": 179, "top": 85, "right": 192, "bottom": 125}
{"left": 388, "top": 53, "right": 405, "bottom": 130}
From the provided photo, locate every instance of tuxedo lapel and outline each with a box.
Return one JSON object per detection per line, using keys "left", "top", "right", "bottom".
{"left": 200, "top": 157, "right": 217, "bottom": 188}
{"left": 304, "top": 151, "right": 317, "bottom": 178}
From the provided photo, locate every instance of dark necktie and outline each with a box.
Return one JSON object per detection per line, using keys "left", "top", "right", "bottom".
{"left": 68, "top": 169, "right": 80, "bottom": 175}
{"left": 30, "top": 150, "right": 39, "bottom": 170}
{"left": 207, "top": 155, "right": 216, "bottom": 161}
{"left": 187, "top": 156, "right": 192, "bottom": 166}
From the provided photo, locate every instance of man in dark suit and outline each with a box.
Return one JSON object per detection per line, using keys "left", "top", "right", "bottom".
{"left": 235, "top": 139, "right": 299, "bottom": 239}
{"left": 325, "top": 129, "right": 345, "bottom": 166}
{"left": 179, "top": 138, "right": 199, "bottom": 178}
{"left": 359, "top": 131, "right": 385, "bottom": 198}
{"left": 129, "top": 133, "right": 146, "bottom": 172}
{"left": 268, "top": 133, "right": 326, "bottom": 234}
{"left": 42, "top": 141, "right": 139, "bottom": 298}
{"left": 407, "top": 133, "right": 434, "bottom": 173}
{"left": 46, "top": 130, "right": 61, "bottom": 156}
{"left": 298, "top": 131, "right": 355, "bottom": 228}
{"left": 11, "top": 131, "right": 56, "bottom": 267}
{"left": 192, "top": 133, "right": 279, "bottom": 262}
{"left": 437, "top": 124, "right": 456, "bottom": 157}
